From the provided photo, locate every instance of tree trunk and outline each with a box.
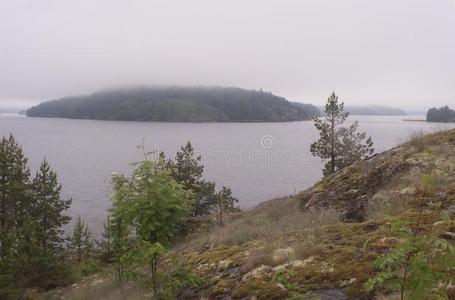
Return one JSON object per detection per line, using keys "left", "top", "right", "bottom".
{"left": 330, "top": 111, "right": 336, "bottom": 174}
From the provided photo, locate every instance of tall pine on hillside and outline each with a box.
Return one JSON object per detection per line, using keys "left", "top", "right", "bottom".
{"left": 0, "top": 135, "right": 31, "bottom": 259}
{"left": 310, "top": 93, "right": 374, "bottom": 176}
{"left": 31, "top": 159, "right": 72, "bottom": 253}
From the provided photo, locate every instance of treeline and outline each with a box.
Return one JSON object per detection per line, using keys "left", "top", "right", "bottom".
{"left": 26, "top": 86, "right": 319, "bottom": 122}
{"left": 427, "top": 105, "right": 455, "bottom": 123}
{"left": 0, "top": 135, "right": 238, "bottom": 298}
{"left": 0, "top": 136, "right": 72, "bottom": 297}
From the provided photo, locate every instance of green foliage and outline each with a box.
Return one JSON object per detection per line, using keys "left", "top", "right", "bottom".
{"left": 31, "top": 159, "right": 72, "bottom": 253}
{"left": 166, "top": 141, "right": 239, "bottom": 222}
{"left": 365, "top": 215, "right": 455, "bottom": 299}
{"left": 365, "top": 176, "right": 455, "bottom": 300}
{"left": 114, "top": 153, "right": 193, "bottom": 245}
{"left": 159, "top": 266, "right": 205, "bottom": 300}
{"left": 121, "top": 241, "right": 204, "bottom": 300}
{"left": 310, "top": 92, "right": 374, "bottom": 176}
{"left": 67, "top": 216, "right": 94, "bottom": 262}
{"left": 75, "top": 258, "right": 103, "bottom": 277}
{"left": 0, "top": 134, "right": 31, "bottom": 259}
{"left": 168, "top": 142, "right": 216, "bottom": 216}
{"left": 0, "top": 135, "right": 73, "bottom": 294}
{"left": 110, "top": 149, "right": 194, "bottom": 296}
{"left": 98, "top": 215, "right": 112, "bottom": 259}
{"left": 273, "top": 269, "right": 299, "bottom": 290}
{"left": 26, "top": 86, "right": 316, "bottom": 122}
{"left": 214, "top": 186, "right": 239, "bottom": 226}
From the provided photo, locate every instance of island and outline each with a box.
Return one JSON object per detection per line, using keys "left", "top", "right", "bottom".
{"left": 26, "top": 86, "right": 319, "bottom": 122}
{"left": 427, "top": 105, "right": 455, "bottom": 123}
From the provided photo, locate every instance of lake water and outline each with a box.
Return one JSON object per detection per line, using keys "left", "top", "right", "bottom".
{"left": 1, "top": 114, "right": 453, "bottom": 234}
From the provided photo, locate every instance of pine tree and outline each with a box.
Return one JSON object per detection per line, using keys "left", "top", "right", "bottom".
{"left": 169, "top": 142, "right": 216, "bottom": 216}
{"left": 101, "top": 215, "right": 111, "bottom": 258}
{"left": 31, "top": 159, "right": 71, "bottom": 253}
{"left": 214, "top": 186, "right": 239, "bottom": 226}
{"left": 310, "top": 92, "right": 374, "bottom": 176}
{"left": 171, "top": 142, "right": 204, "bottom": 189}
{"left": 0, "top": 135, "right": 31, "bottom": 259}
{"left": 0, "top": 135, "right": 73, "bottom": 292}
{"left": 68, "top": 217, "right": 93, "bottom": 262}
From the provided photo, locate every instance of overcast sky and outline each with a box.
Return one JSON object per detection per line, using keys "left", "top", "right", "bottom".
{"left": 1, "top": 0, "right": 454, "bottom": 110}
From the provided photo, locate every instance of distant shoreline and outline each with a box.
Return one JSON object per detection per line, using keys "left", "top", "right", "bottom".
{"left": 403, "top": 119, "right": 426, "bottom": 122}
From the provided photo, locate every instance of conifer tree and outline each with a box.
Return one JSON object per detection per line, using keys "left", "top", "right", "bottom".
{"left": 0, "top": 135, "right": 31, "bottom": 259}
{"left": 310, "top": 92, "right": 374, "bottom": 176}
{"left": 171, "top": 142, "right": 204, "bottom": 189}
{"left": 214, "top": 186, "right": 239, "bottom": 226}
{"left": 169, "top": 142, "right": 216, "bottom": 216}
{"left": 101, "top": 215, "right": 111, "bottom": 257}
{"left": 68, "top": 217, "right": 93, "bottom": 262}
{"left": 31, "top": 159, "right": 71, "bottom": 253}
{"left": 0, "top": 135, "right": 73, "bottom": 292}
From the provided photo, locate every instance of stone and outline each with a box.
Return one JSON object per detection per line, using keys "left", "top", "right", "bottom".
{"left": 400, "top": 186, "right": 417, "bottom": 196}
{"left": 217, "top": 259, "right": 233, "bottom": 272}
{"left": 242, "top": 265, "right": 273, "bottom": 282}
{"left": 222, "top": 267, "right": 241, "bottom": 278}
{"left": 441, "top": 232, "right": 455, "bottom": 240}
{"left": 303, "top": 289, "right": 348, "bottom": 300}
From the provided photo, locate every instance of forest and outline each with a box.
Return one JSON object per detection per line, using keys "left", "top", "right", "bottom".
{"left": 427, "top": 105, "right": 455, "bottom": 123}
{"left": 26, "top": 86, "right": 319, "bottom": 122}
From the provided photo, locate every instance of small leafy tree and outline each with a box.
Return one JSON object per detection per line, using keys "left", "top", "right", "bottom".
{"left": 310, "top": 92, "right": 374, "bottom": 176}
{"left": 214, "top": 186, "right": 239, "bottom": 226}
{"left": 365, "top": 175, "right": 455, "bottom": 299}
{"left": 110, "top": 148, "right": 193, "bottom": 296}
{"left": 109, "top": 173, "right": 132, "bottom": 286}
{"left": 67, "top": 217, "right": 93, "bottom": 262}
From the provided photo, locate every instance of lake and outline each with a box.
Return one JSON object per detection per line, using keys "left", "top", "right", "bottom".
{"left": 1, "top": 114, "right": 453, "bottom": 234}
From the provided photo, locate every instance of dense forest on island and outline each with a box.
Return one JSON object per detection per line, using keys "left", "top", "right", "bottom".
{"left": 427, "top": 105, "right": 455, "bottom": 123}
{"left": 26, "top": 86, "right": 319, "bottom": 122}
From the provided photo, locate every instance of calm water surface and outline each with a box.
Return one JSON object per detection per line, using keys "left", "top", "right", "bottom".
{"left": 1, "top": 114, "right": 453, "bottom": 234}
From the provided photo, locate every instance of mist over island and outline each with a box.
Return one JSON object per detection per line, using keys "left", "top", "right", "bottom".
{"left": 26, "top": 86, "right": 320, "bottom": 122}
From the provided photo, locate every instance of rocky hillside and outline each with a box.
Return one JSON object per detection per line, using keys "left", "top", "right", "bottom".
{"left": 41, "top": 129, "right": 455, "bottom": 299}
{"left": 165, "top": 129, "right": 455, "bottom": 299}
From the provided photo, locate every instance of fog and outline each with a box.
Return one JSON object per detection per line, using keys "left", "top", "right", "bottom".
{"left": 1, "top": 0, "right": 454, "bottom": 110}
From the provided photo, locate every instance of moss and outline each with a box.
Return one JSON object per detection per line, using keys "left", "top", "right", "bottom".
{"left": 208, "top": 278, "right": 237, "bottom": 297}
{"left": 163, "top": 129, "right": 455, "bottom": 299}
{"left": 231, "top": 278, "right": 288, "bottom": 299}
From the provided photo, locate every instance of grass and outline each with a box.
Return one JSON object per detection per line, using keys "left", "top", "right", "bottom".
{"left": 210, "top": 197, "right": 339, "bottom": 246}
{"left": 36, "top": 278, "right": 148, "bottom": 300}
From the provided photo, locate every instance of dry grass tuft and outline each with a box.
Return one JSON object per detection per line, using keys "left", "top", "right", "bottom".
{"left": 36, "top": 278, "right": 148, "bottom": 300}
{"left": 206, "top": 197, "right": 340, "bottom": 247}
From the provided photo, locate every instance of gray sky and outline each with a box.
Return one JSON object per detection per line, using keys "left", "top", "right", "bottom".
{"left": 1, "top": 0, "right": 455, "bottom": 110}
